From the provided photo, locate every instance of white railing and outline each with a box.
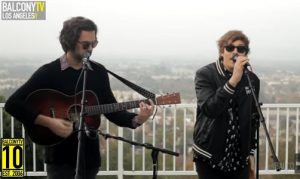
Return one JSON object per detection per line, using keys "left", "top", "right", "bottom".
{"left": 1, "top": 103, "right": 300, "bottom": 178}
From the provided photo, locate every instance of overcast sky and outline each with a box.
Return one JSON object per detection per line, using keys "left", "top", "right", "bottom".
{"left": 0, "top": 0, "right": 300, "bottom": 64}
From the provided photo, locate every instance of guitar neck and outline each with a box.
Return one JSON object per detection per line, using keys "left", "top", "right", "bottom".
{"left": 85, "top": 99, "right": 155, "bottom": 116}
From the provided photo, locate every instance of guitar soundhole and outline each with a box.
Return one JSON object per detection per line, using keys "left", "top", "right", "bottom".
{"left": 68, "top": 104, "right": 81, "bottom": 122}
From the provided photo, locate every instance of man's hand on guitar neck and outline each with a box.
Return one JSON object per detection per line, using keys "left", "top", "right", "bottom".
{"left": 35, "top": 114, "right": 73, "bottom": 138}
{"left": 135, "top": 100, "right": 155, "bottom": 125}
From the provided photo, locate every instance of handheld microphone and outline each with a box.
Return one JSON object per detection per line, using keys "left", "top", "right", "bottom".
{"left": 232, "top": 54, "right": 250, "bottom": 67}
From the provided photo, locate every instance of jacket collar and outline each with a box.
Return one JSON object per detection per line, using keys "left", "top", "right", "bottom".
{"left": 215, "top": 58, "right": 232, "bottom": 78}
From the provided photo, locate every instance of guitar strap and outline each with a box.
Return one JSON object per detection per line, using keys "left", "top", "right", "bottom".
{"left": 105, "top": 69, "right": 156, "bottom": 99}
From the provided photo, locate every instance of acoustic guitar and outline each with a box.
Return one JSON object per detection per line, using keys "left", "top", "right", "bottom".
{"left": 24, "top": 89, "right": 181, "bottom": 146}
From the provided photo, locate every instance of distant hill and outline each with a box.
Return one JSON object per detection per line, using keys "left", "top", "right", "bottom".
{"left": 1, "top": 58, "right": 300, "bottom": 103}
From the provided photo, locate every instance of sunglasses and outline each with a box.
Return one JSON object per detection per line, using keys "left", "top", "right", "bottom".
{"left": 77, "top": 40, "right": 98, "bottom": 50}
{"left": 225, "top": 45, "right": 248, "bottom": 54}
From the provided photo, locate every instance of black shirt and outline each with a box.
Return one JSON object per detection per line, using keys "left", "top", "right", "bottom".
{"left": 5, "top": 57, "right": 137, "bottom": 167}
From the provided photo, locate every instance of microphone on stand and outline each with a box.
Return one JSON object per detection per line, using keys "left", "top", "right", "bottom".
{"left": 83, "top": 51, "right": 90, "bottom": 59}
{"left": 82, "top": 52, "right": 93, "bottom": 70}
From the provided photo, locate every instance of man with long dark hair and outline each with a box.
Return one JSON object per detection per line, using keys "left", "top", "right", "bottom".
{"left": 5, "top": 16, "right": 154, "bottom": 179}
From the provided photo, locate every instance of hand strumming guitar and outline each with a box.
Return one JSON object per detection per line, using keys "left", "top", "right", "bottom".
{"left": 35, "top": 114, "right": 73, "bottom": 138}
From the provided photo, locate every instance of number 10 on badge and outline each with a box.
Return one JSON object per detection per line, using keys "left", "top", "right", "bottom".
{"left": 1, "top": 138, "right": 24, "bottom": 177}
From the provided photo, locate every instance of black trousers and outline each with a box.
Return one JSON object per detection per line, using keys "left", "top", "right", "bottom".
{"left": 195, "top": 160, "right": 249, "bottom": 179}
{"left": 47, "top": 163, "right": 99, "bottom": 179}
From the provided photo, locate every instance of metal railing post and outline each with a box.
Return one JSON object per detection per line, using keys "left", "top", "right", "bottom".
{"left": 117, "top": 127, "right": 124, "bottom": 179}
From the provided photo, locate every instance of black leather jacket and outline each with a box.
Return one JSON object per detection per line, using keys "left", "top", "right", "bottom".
{"left": 193, "top": 59, "right": 260, "bottom": 164}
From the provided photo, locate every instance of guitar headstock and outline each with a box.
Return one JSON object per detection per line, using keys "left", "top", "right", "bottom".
{"left": 155, "top": 93, "right": 181, "bottom": 105}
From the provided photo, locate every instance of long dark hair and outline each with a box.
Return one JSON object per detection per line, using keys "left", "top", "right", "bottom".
{"left": 59, "top": 16, "right": 98, "bottom": 52}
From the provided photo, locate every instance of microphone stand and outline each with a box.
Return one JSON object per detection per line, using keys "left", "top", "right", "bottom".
{"left": 244, "top": 68, "right": 281, "bottom": 179}
{"left": 75, "top": 55, "right": 92, "bottom": 179}
{"left": 98, "top": 130, "right": 179, "bottom": 179}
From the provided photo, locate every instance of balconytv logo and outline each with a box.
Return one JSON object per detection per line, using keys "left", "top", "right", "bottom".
{"left": 1, "top": 1, "right": 46, "bottom": 20}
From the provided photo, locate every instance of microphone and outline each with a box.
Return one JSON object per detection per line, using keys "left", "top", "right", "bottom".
{"left": 82, "top": 52, "right": 93, "bottom": 70}
{"left": 82, "top": 52, "right": 90, "bottom": 60}
{"left": 232, "top": 54, "right": 250, "bottom": 67}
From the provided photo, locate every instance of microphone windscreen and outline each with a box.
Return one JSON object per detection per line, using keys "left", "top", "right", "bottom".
{"left": 83, "top": 52, "right": 91, "bottom": 59}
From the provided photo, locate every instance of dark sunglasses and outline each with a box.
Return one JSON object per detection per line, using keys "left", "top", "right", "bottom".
{"left": 77, "top": 40, "right": 98, "bottom": 50}
{"left": 225, "top": 45, "right": 248, "bottom": 54}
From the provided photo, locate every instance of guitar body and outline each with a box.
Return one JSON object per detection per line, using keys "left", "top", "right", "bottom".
{"left": 23, "top": 89, "right": 181, "bottom": 146}
{"left": 25, "top": 89, "right": 101, "bottom": 146}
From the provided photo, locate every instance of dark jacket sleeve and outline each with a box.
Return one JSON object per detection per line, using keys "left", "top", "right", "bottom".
{"left": 195, "top": 66, "right": 235, "bottom": 118}
{"left": 99, "top": 67, "right": 137, "bottom": 129}
{"left": 4, "top": 65, "right": 50, "bottom": 127}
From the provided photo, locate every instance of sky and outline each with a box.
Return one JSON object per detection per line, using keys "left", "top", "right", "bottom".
{"left": 0, "top": 0, "right": 300, "bottom": 65}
